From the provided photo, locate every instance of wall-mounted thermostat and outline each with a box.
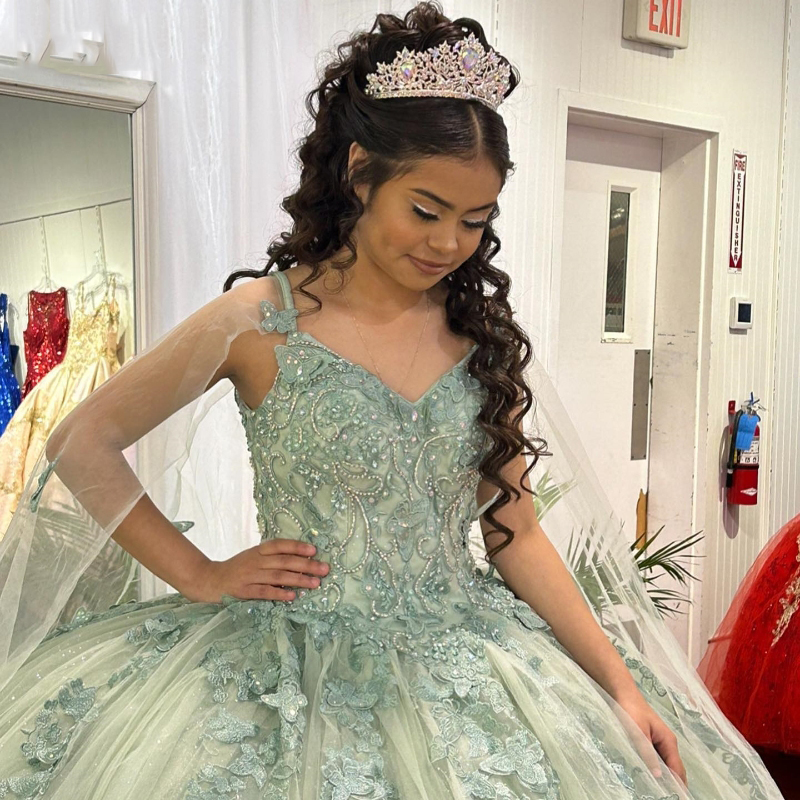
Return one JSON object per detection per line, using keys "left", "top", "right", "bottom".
{"left": 730, "top": 297, "right": 753, "bottom": 330}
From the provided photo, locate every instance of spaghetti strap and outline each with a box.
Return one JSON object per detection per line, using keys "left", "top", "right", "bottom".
{"left": 259, "top": 271, "right": 299, "bottom": 335}
{"left": 273, "top": 270, "right": 295, "bottom": 312}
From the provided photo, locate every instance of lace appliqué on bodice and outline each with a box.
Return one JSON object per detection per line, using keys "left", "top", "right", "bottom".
{"left": 234, "top": 271, "right": 548, "bottom": 655}
{"left": 56, "top": 278, "right": 121, "bottom": 375}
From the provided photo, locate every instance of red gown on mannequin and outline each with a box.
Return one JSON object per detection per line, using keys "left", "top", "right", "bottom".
{"left": 697, "top": 512, "right": 800, "bottom": 755}
{"left": 20, "top": 288, "right": 70, "bottom": 399}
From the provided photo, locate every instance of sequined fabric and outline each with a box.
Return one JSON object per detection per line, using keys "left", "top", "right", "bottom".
{"left": 20, "top": 288, "right": 69, "bottom": 399}
{"left": 0, "top": 293, "right": 22, "bottom": 436}
{"left": 0, "top": 271, "right": 778, "bottom": 799}
{"left": 698, "top": 513, "right": 800, "bottom": 754}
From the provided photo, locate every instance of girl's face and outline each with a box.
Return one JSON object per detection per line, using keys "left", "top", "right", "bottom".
{"left": 350, "top": 145, "right": 502, "bottom": 287}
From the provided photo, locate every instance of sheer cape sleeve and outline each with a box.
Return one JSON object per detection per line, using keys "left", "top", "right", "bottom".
{"left": 0, "top": 276, "right": 269, "bottom": 691}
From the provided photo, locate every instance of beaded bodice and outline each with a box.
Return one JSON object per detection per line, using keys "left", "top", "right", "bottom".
{"left": 61, "top": 294, "right": 121, "bottom": 374}
{"left": 233, "top": 271, "right": 537, "bottom": 651}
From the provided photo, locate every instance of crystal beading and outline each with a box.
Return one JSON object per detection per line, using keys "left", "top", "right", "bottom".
{"left": 364, "top": 32, "right": 511, "bottom": 112}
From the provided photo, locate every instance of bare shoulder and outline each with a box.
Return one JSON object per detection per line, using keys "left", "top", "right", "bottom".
{"left": 224, "top": 268, "right": 283, "bottom": 307}
{"left": 212, "top": 273, "right": 275, "bottom": 384}
{"left": 221, "top": 269, "right": 306, "bottom": 408}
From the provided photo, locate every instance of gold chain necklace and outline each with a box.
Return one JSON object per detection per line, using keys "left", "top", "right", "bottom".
{"left": 342, "top": 286, "right": 431, "bottom": 397}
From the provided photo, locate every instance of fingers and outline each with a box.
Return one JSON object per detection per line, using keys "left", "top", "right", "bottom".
{"left": 246, "top": 539, "right": 330, "bottom": 601}
{"left": 261, "top": 554, "right": 330, "bottom": 578}
{"left": 652, "top": 725, "right": 688, "bottom": 788}
{"left": 612, "top": 703, "right": 663, "bottom": 778}
{"left": 261, "top": 568, "right": 323, "bottom": 589}
{"left": 258, "top": 540, "right": 329, "bottom": 571}
{"left": 259, "top": 538, "right": 317, "bottom": 558}
{"left": 632, "top": 727, "right": 664, "bottom": 778}
{"left": 242, "top": 583, "right": 297, "bottom": 602}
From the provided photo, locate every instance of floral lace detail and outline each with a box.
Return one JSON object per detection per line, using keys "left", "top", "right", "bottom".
{"left": 613, "top": 643, "right": 668, "bottom": 698}
{"left": 106, "top": 609, "right": 195, "bottom": 687}
{"left": 0, "top": 679, "right": 98, "bottom": 799}
{"left": 1, "top": 598, "right": 202, "bottom": 798}
{"left": 664, "top": 691, "right": 771, "bottom": 800}
{"left": 613, "top": 642, "right": 770, "bottom": 800}
{"left": 27, "top": 456, "right": 59, "bottom": 513}
{"left": 41, "top": 594, "right": 193, "bottom": 643}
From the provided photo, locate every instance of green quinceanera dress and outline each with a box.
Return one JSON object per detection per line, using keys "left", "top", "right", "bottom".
{"left": 0, "top": 270, "right": 777, "bottom": 799}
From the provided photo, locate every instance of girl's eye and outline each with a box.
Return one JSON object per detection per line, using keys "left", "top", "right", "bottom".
{"left": 412, "top": 205, "right": 488, "bottom": 230}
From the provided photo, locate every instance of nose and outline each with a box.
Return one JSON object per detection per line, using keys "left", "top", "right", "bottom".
{"left": 427, "top": 223, "right": 460, "bottom": 257}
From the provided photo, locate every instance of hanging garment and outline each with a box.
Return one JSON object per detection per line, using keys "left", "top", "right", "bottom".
{"left": 0, "top": 270, "right": 781, "bottom": 799}
{"left": 19, "top": 288, "right": 70, "bottom": 399}
{"left": 0, "top": 294, "right": 22, "bottom": 436}
{"left": 698, "top": 512, "right": 800, "bottom": 755}
{"left": 0, "top": 281, "right": 121, "bottom": 540}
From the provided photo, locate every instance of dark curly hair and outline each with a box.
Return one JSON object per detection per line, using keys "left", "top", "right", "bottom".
{"left": 224, "top": 1, "right": 549, "bottom": 564}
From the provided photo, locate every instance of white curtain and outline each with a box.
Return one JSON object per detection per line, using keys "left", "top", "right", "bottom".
{"left": 0, "top": 1, "right": 471, "bottom": 595}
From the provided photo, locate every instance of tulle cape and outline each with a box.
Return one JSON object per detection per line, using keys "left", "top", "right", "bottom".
{"left": 0, "top": 269, "right": 780, "bottom": 796}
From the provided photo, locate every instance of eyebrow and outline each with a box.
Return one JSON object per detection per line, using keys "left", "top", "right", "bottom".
{"left": 411, "top": 188, "right": 497, "bottom": 213}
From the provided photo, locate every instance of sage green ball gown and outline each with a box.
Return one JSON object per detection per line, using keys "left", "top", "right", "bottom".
{"left": 0, "top": 271, "right": 777, "bottom": 799}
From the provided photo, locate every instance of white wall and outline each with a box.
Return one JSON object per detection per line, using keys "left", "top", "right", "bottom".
{"left": 771, "top": 0, "right": 800, "bottom": 543}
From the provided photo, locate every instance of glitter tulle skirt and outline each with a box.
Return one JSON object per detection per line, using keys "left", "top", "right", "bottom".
{"left": 0, "top": 584, "right": 774, "bottom": 800}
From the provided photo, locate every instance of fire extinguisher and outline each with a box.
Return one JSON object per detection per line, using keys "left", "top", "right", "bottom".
{"left": 725, "top": 395, "right": 762, "bottom": 505}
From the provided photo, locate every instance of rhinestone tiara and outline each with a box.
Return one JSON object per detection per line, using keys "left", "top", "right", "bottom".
{"left": 363, "top": 32, "right": 510, "bottom": 112}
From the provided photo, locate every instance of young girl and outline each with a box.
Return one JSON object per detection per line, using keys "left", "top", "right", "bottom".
{"left": 0, "top": 4, "right": 783, "bottom": 798}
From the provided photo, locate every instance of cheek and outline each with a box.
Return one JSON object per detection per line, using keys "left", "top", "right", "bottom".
{"left": 383, "top": 216, "right": 425, "bottom": 253}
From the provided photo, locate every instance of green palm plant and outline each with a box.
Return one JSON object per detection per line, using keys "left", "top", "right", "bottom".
{"left": 531, "top": 470, "right": 704, "bottom": 620}
{"left": 629, "top": 526, "right": 705, "bottom": 618}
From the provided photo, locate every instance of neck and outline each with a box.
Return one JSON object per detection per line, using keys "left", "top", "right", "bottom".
{"left": 321, "top": 255, "right": 432, "bottom": 323}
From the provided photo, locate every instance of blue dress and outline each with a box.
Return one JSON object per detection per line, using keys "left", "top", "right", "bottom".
{"left": 0, "top": 271, "right": 778, "bottom": 798}
{"left": 0, "top": 293, "right": 21, "bottom": 436}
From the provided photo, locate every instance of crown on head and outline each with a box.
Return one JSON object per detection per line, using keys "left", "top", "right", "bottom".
{"left": 364, "top": 32, "right": 510, "bottom": 112}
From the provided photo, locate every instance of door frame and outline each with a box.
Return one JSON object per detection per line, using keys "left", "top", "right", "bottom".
{"left": 548, "top": 90, "right": 724, "bottom": 660}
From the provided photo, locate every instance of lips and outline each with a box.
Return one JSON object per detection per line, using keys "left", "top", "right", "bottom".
{"left": 412, "top": 257, "right": 451, "bottom": 268}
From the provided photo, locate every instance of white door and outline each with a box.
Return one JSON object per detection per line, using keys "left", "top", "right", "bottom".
{"left": 555, "top": 124, "right": 662, "bottom": 542}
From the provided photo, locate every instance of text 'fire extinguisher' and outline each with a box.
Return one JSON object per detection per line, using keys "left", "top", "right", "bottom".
{"left": 725, "top": 393, "right": 764, "bottom": 506}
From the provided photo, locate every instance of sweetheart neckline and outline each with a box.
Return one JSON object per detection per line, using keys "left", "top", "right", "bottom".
{"left": 236, "top": 330, "right": 479, "bottom": 415}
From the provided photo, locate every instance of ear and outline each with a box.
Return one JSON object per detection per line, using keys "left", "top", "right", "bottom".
{"left": 347, "top": 141, "right": 370, "bottom": 204}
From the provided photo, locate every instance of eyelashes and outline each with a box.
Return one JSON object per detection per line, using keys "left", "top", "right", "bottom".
{"left": 412, "top": 204, "right": 487, "bottom": 230}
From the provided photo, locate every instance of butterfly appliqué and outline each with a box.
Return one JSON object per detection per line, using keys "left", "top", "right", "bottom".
{"left": 259, "top": 300, "right": 299, "bottom": 335}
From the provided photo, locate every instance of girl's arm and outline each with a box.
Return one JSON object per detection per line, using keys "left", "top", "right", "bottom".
{"left": 42, "top": 276, "right": 279, "bottom": 590}
{"left": 475, "top": 415, "right": 641, "bottom": 703}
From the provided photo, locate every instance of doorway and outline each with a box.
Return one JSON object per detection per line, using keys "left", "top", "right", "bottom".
{"left": 556, "top": 124, "right": 662, "bottom": 542}
{"left": 549, "top": 94, "right": 720, "bottom": 658}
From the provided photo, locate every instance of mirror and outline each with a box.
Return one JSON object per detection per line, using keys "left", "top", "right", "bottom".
{"left": 0, "top": 93, "right": 135, "bottom": 401}
{"left": 0, "top": 64, "right": 154, "bottom": 605}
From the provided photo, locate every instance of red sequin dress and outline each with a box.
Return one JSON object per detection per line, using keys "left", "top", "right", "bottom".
{"left": 20, "top": 288, "right": 70, "bottom": 399}
{"left": 697, "top": 512, "right": 800, "bottom": 754}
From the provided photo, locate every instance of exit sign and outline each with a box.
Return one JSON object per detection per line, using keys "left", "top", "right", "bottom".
{"left": 623, "top": 0, "right": 690, "bottom": 50}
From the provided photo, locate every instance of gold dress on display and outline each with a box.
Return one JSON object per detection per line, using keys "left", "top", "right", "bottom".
{"left": 0, "top": 280, "right": 122, "bottom": 541}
